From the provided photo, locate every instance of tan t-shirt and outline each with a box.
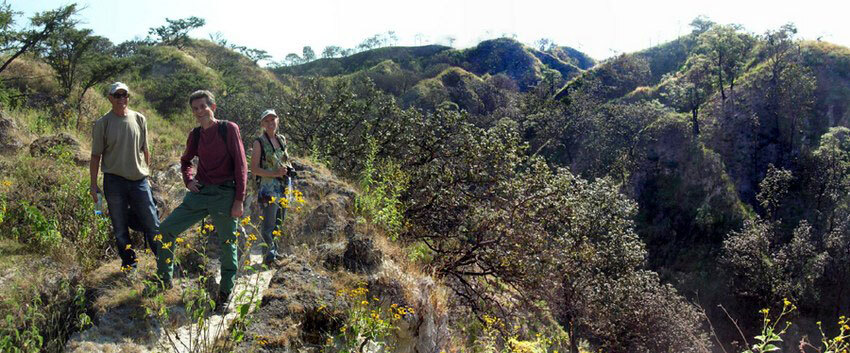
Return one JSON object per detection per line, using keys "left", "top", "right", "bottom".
{"left": 91, "top": 110, "right": 150, "bottom": 180}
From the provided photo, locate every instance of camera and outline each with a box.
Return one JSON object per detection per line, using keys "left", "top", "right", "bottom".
{"left": 286, "top": 165, "right": 297, "bottom": 179}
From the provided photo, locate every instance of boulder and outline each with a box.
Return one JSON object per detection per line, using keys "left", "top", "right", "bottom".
{"left": 0, "top": 112, "right": 23, "bottom": 154}
{"left": 29, "top": 133, "right": 87, "bottom": 166}
{"left": 342, "top": 232, "right": 382, "bottom": 274}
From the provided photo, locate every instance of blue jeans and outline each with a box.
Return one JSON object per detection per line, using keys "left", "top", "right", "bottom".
{"left": 258, "top": 201, "right": 284, "bottom": 262}
{"left": 103, "top": 173, "right": 160, "bottom": 267}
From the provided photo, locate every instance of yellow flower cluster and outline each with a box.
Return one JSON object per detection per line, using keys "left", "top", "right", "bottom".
{"left": 269, "top": 189, "right": 307, "bottom": 210}
{"left": 482, "top": 314, "right": 506, "bottom": 330}
{"left": 389, "top": 303, "right": 415, "bottom": 320}
{"left": 196, "top": 223, "right": 215, "bottom": 235}
{"left": 1, "top": 180, "right": 11, "bottom": 187}
{"left": 240, "top": 216, "right": 251, "bottom": 226}
{"left": 336, "top": 286, "right": 369, "bottom": 299}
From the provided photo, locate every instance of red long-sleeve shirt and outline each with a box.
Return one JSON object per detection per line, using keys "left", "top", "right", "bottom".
{"left": 180, "top": 120, "right": 247, "bottom": 202}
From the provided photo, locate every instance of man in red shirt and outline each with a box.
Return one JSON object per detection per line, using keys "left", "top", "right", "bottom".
{"left": 154, "top": 90, "right": 247, "bottom": 311}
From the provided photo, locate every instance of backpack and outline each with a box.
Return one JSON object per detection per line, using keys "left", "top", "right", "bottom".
{"left": 253, "top": 133, "right": 287, "bottom": 186}
{"left": 191, "top": 120, "right": 230, "bottom": 158}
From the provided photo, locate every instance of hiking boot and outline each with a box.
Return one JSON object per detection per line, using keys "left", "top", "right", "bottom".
{"left": 263, "top": 252, "right": 282, "bottom": 267}
{"left": 214, "top": 291, "right": 232, "bottom": 313}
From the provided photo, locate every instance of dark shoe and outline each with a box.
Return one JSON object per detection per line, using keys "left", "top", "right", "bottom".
{"left": 263, "top": 252, "right": 281, "bottom": 267}
{"left": 214, "top": 291, "right": 231, "bottom": 313}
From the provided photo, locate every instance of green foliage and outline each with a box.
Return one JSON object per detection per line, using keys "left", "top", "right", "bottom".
{"left": 0, "top": 3, "right": 77, "bottom": 76}
{"left": 695, "top": 24, "right": 756, "bottom": 99}
{"left": 0, "top": 281, "right": 89, "bottom": 353}
{"left": 148, "top": 16, "right": 205, "bottom": 49}
{"left": 323, "top": 285, "right": 412, "bottom": 352}
{"left": 0, "top": 297, "right": 45, "bottom": 353}
{"left": 0, "top": 156, "right": 111, "bottom": 265}
{"left": 743, "top": 301, "right": 795, "bottom": 353}
{"left": 135, "top": 45, "right": 223, "bottom": 118}
{"left": 354, "top": 136, "right": 409, "bottom": 239}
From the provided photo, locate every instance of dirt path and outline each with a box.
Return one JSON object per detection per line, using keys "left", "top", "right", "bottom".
{"left": 65, "top": 245, "right": 276, "bottom": 353}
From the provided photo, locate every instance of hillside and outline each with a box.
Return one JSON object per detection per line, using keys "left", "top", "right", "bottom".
{"left": 3, "top": 14, "right": 850, "bottom": 353}
{"left": 275, "top": 38, "right": 591, "bottom": 115}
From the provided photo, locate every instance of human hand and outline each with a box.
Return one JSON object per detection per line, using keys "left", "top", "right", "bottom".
{"left": 187, "top": 180, "right": 201, "bottom": 192}
{"left": 90, "top": 184, "right": 101, "bottom": 203}
{"left": 231, "top": 201, "right": 244, "bottom": 218}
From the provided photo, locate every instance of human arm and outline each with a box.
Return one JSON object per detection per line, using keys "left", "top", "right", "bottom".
{"left": 228, "top": 123, "right": 248, "bottom": 217}
{"left": 180, "top": 129, "right": 201, "bottom": 192}
{"left": 89, "top": 154, "right": 101, "bottom": 203}
{"left": 90, "top": 119, "right": 105, "bottom": 202}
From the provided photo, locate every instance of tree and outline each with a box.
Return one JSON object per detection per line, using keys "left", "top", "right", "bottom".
{"left": 74, "top": 41, "right": 129, "bottom": 128}
{"left": 759, "top": 23, "right": 816, "bottom": 162}
{"left": 662, "top": 54, "right": 714, "bottom": 136}
{"left": 0, "top": 4, "right": 77, "bottom": 76}
{"left": 283, "top": 53, "right": 302, "bottom": 66}
{"left": 698, "top": 24, "right": 754, "bottom": 100}
{"left": 689, "top": 15, "right": 715, "bottom": 35}
{"left": 321, "top": 45, "right": 342, "bottom": 58}
{"left": 301, "top": 46, "right": 315, "bottom": 62}
{"left": 148, "top": 16, "right": 205, "bottom": 49}
{"left": 41, "top": 27, "right": 97, "bottom": 99}
{"left": 209, "top": 31, "right": 228, "bottom": 46}
{"left": 0, "top": 1, "right": 16, "bottom": 51}
{"left": 231, "top": 45, "right": 271, "bottom": 64}
{"left": 41, "top": 28, "right": 128, "bottom": 128}
{"left": 534, "top": 38, "right": 556, "bottom": 52}
{"left": 356, "top": 31, "right": 398, "bottom": 52}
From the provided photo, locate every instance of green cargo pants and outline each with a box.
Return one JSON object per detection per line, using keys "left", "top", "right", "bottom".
{"left": 156, "top": 183, "right": 238, "bottom": 295}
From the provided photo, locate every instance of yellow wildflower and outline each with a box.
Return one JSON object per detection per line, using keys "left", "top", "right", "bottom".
{"left": 1, "top": 180, "right": 11, "bottom": 187}
{"left": 125, "top": 244, "right": 132, "bottom": 250}
{"left": 241, "top": 216, "right": 251, "bottom": 226}
{"left": 162, "top": 242, "right": 173, "bottom": 250}
{"left": 165, "top": 258, "right": 171, "bottom": 264}
{"left": 153, "top": 234, "right": 163, "bottom": 242}
{"left": 176, "top": 237, "right": 185, "bottom": 244}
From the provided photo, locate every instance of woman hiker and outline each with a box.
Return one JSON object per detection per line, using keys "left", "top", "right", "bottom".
{"left": 250, "top": 109, "right": 292, "bottom": 266}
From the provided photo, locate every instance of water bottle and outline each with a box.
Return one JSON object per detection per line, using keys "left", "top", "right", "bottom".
{"left": 95, "top": 192, "right": 105, "bottom": 216}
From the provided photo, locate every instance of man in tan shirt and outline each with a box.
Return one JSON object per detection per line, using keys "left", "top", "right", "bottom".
{"left": 90, "top": 82, "right": 159, "bottom": 270}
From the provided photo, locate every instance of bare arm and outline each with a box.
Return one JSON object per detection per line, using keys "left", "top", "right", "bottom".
{"left": 89, "top": 154, "right": 101, "bottom": 202}
{"left": 144, "top": 148, "right": 151, "bottom": 168}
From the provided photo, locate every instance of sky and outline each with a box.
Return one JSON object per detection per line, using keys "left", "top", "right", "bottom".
{"left": 13, "top": 0, "right": 850, "bottom": 64}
